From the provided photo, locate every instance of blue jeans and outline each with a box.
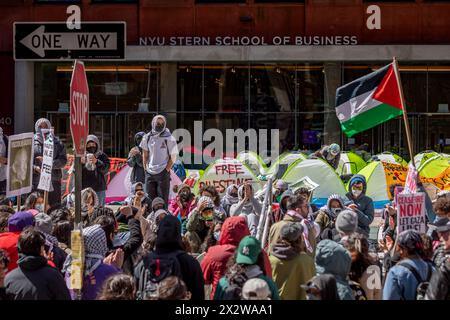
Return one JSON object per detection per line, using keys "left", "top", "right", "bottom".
{"left": 96, "top": 190, "right": 106, "bottom": 206}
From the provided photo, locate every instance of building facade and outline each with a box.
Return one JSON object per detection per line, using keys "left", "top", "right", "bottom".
{"left": 2, "top": 0, "right": 450, "bottom": 162}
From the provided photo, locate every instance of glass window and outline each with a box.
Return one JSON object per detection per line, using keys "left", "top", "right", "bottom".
{"left": 250, "top": 64, "right": 296, "bottom": 113}
{"left": 296, "top": 64, "right": 324, "bottom": 112}
{"left": 203, "top": 64, "right": 249, "bottom": 113}
{"left": 427, "top": 65, "right": 450, "bottom": 113}
{"left": 177, "top": 64, "right": 203, "bottom": 112}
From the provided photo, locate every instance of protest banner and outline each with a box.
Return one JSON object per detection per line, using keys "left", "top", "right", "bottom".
{"left": 6, "top": 133, "right": 34, "bottom": 200}
{"left": 396, "top": 192, "right": 427, "bottom": 233}
{"left": 37, "top": 128, "right": 54, "bottom": 193}
{"left": 194, "top": 158, "right": 261, "bottom": 195}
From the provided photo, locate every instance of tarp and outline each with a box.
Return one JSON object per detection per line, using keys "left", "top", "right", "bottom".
{"left": 265, "top": 152, "right": 307, "bottom": 178}
{"left": 372, "top": 152, "right": 408, "bottom": 167}
{"left": 236, "top": 151, "right": 268, "bottom": 176}
{"left": 356, "top": 161, "right": 408, "bottom": 208}
{"left": 193, "top": 158, "right": 262, "bottom": 195}
{"left": 281, "top": 158, "right": 347, "bottom": 207}
{"left": 105, "top": 165, "right": 182, "bottom": 203}
{"left": 337, "top": 151, "right": 367, "bottom": 175}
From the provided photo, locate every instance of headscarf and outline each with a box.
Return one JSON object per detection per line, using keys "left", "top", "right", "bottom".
{"left": 34, "top": 118, "right": 52, "bottom": 143}
{"left": 63, "top": 224, "right": 108, "bottom": 276}
{"left": 134, "top": 131, "right": 145, "bottom": 147}
{"left": 323, "top": 194, "right": 345, "bottom": 219}
{"left": 221, "top": 184, "right": 239, "bottom": 208}
{"left": 34, "top": 118, "right": 51, "bottom": 133}
{"left": 151, "top": 115, "right": 167, "bottom": 136}
{"left": 86, "top": 134, "right": 101, "bottom": 154}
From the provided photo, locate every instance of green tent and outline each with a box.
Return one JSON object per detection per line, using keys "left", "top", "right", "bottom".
{"left": 236, "top": 151, "right": 268, "bottom": 176}
{"left": 337, "top": 151, "right": 367, "bottom": 175}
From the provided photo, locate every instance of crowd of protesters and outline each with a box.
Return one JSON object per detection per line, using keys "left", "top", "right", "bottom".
{"left": 0, "top": 116, "right": 449, "bottom": 301}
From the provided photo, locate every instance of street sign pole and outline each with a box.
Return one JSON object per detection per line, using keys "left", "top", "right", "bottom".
{"left": 69, "top": 60, "right": 89, "bottom": 299}
{"left": 74, "top": 156, "right": 82, "bottom": 226}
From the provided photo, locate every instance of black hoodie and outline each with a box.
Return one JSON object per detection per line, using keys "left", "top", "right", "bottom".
{"left": 4, "top": 254, "right": 71, "bottom": 300}
{"left": 134, "top": 215, "right": 205, "bottom": 300}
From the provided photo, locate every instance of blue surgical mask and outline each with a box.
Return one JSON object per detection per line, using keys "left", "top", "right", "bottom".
{"left": 35, "top": 204, "right": 44, "bottom": 212}
{"left": 213, "top": 231, "right": 220, "bottom": 241}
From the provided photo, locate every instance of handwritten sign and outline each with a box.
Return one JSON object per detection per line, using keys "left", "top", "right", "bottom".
{"left": 37, "top": 129, "right": 54, "bottom": 192}
{"left": 396, "top": 192, "right": 426, "bottom": 234}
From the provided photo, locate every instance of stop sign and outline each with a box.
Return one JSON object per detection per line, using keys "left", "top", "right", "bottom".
{"left": 70, "top": 60, "right": 89, "bottom": 156}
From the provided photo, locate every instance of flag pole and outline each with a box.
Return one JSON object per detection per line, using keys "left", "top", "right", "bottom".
{"left": 392, "top": 57, "right": 416, "bottom": 167}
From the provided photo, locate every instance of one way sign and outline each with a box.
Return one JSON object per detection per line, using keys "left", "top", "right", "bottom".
{"left": 14, "top": 22, "right": 126, "bottom": 61}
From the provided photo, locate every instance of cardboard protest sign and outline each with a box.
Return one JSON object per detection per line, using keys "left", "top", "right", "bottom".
{"left": 6, "top": 133, "right": 34, "bottom": 197}
{"left": 69, "top": 229, "right": 84, "bottom": 290}
{"left": 37, "top": 129, "right": 54, "bottom": 192}
{"left": 194, "top": 158, "right": 261, "bottom": 195}
{"left": 396, "top": 192, "right": 427, "bottom": 234}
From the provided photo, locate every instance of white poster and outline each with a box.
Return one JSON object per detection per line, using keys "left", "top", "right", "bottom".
{"left": 6, "top": 132, "right": 34, "bottom": 197}
{"left": 396, "top": 192, "right": 427, "bottom": 234}
{"left": 37, "top": 129, "right": 54, "bottom": 192}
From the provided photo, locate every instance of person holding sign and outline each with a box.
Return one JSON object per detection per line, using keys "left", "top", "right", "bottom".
{"left": 32, "top": 118, "right": 67, "bottom": 209}
{"left": 0, "top": 127, "right": 8, "bottom": 196}
{"left": 81, "top": 135, "right": 110, "bottom": 206}
{"left": 140, "top": 115, "right": 178, "bottom": 206}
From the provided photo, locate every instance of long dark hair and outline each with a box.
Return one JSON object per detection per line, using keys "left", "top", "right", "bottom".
{"left": 344, "top": 233, "right": 372, "bottom": 282}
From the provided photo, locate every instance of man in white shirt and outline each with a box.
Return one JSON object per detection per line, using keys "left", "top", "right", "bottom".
{"left": 139, "top": 115, "right": 178, "bottom": 206}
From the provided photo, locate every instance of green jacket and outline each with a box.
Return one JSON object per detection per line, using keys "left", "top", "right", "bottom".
{"left": 269, "top": 248, "right": 316, "bottom": 300}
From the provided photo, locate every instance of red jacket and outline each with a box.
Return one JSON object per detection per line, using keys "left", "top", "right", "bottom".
{"left": 0, "top": 231, "right": 20, "bottom": 272}
{"left": 201, "top": 216, "right": 250, "bottom": 299}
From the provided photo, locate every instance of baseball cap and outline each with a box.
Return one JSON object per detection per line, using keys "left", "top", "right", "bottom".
{"left": 241, "top": 278, "right": 271, "bottom": 300}
{"left": 236, "top": 236, "right": 261, "bottom": 265}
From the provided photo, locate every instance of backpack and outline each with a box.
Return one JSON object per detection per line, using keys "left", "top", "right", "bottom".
{"left": 397, "top": 261, "right": 433, "bottom": 300}
{"left": 136, "top": 250, "right": 184, "bottom": 300}
{"left": 222, "top": 272, "right": 249, "bottom": 300}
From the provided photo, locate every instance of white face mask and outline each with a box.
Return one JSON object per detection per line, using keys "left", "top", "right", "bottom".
{"left": 352, "top": 189, "right": 362, "bottom": 197}
{"left": 326, "top": 153, "right": 335, "bottom": 161}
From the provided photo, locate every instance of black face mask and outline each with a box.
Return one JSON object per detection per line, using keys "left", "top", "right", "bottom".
{"left": 86, "top": 146, "right": 97, "bottom": 154}
{"left": 155, "top": 124, "right": 164, "bottom": 133}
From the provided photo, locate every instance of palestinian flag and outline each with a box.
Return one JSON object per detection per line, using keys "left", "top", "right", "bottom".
{"left": 336, "top": 63, "right": 403, "bottom": 137}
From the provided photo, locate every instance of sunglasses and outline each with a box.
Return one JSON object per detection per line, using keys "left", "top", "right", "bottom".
{"left": 135, "top": 189, "right": 144, "bottom": 192}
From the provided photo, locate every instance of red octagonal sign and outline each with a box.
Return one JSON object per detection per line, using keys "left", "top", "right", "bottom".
{"left": 70, "top": 60, "right": 89, "bottom": 156}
